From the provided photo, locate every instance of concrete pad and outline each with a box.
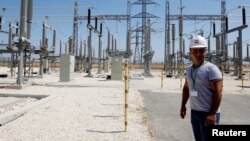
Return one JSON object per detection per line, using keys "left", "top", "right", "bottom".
{"left": 5, "top": 83, "right": 31, "bottom": 90}
{"left": 131, "top": 74, "right": 144, "bottom": 80}
{"left": 0, "top": 97, "right": 23, "bottom": 108}
{"left": 5, "top": 85, "right": 23, "bottom": 90}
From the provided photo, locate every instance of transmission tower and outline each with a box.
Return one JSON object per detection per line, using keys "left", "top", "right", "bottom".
{"left": 132, "top": 0, "right": 158, "bottom": 64}
{"left": 133, "top": 22, "right": 141, "bottom": 64}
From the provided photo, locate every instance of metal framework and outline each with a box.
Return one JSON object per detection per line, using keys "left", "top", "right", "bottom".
{"left": 78, "top": 15, "right": 129, "bottom": 21}
{"left": 168, "top": 15, "right": 222, "bottom": 20}
{"left": 77, "top": 0, "right": 157, "bottom": 65}
{"left": 214, "top": 24, "right": 248, "bottom": 79}
{"left": 164, "top": 0, "right": 226, "bottom": 77}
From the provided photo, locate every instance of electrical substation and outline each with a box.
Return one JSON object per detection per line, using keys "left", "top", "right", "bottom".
{"left": 0, "top": 0, "right": 248, "bottom": 83}
{"left": 0, "top": 0, "right": 250, "bottom": 140}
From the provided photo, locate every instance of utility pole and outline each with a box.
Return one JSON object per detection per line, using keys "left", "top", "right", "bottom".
{"left": 126, "top": 0, "right": 132, "bottom": 60}
{"left": 143, "top": 19, "right": 154, "bottom": 76}
{"left": 73, "top": 0, "right": 79, "bottom": 71}
{"left": 24, "top": 0, "right": 33, "bottom": 78}
{"left": 86, "top": 9, "right": 93, "bottom": 77}
{"left": 172, "top": 24, "right": 176, "bottom": 74}
{"left": 178, "top": 0, "right": 184, "bottom": 78}
{"left": 165, "top": 0, "right": 172, "bottom": 77}
{"left": 86, "top": 9, "right": 102, "bottom": 77}
{"left": 97, "top": 23, "right": 103, "bottom": 74}
{"left": 17, "top": 0, "right": 28, "bottom": 85}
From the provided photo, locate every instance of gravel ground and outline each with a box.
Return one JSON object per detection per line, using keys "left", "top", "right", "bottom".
{"left": 0, "top": 67, "right": 154, "bottom": 141}
{"left": 0, "top": 67, "right": 249, "bottom": 141}
{"left": 0, "top": 97, "right": 37, "bottom": 115}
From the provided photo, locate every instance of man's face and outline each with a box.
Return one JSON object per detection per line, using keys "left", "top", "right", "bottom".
{"left": 190, "top": 48, "right": 206, "bottom": 64}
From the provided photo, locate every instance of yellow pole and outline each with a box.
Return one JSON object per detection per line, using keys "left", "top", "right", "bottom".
{"left": 124, "top": 59, "right": 129, "bottom": 132}
{"left": 128, "top": 65, "right": 130, "bottom": 88}
{"left": 241, "top": 65, "right": 244, "bottom": 91}
{"left": 180, "top": 62, "right": 184, "bottom": 89}
{"left": 161, "top": 69, "right": 163, "bottom": 89}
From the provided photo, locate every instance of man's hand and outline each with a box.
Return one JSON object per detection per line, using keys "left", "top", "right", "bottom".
{"left": 205, "top": 114, "right": 216, "bottom": 126}
{"left": 180, "top": 106, "right": 186, "bottom": 119}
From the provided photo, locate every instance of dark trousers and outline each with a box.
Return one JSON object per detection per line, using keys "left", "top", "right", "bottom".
{"left": 191, "top": 110, "right": 220, "bottom": 141}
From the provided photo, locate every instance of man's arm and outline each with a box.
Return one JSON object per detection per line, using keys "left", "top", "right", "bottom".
{"left": 205, "top": 79, "right": 223, "bottom": 125}
{"left": 209, "top": 80, "right": 223, "bottom": 115}
{"left": 180, "top": 79, "right": 190, "bottom": 119}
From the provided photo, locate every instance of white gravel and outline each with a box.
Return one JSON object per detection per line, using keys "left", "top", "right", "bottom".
{"left": 0, "top": 67, "right": 154, "bottom": 141}
{"left": 0, "top": 97, "right": 37, "bottom": 115}
{"left": 0, "top": 67, "right": 249, "bottom": 141}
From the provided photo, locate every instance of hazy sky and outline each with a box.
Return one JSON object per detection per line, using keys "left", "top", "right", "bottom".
{"left": 0, "top": 0, "right": 250, "bottom": 62}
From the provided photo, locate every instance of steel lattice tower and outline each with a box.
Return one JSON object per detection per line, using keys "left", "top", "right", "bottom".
{"left": 132, "top": 0, "right": 158, "bottom": 64}
{"left": 133, "top": 22, "right": 141, "bottom": 64}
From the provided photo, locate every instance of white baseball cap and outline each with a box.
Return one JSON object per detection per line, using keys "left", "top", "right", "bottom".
{"left": 189, "top": 35, "right": 207, "bottom": 49}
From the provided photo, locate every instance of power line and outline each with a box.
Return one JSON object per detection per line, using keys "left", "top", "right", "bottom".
{"left": 0, "top": 6, "right": 94, "bottom": 10}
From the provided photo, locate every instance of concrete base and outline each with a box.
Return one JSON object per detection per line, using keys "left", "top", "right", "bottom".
{"left": 131, "top": 74, "right": 144, "bottom": 80}
{"left": 84, "top": 73, "right": 93, "bottom": 77}
{"left": 5, "top": 83, "right": 31, "bottom": 89}
{"left": 30, "top": 75, "right": 43, "bottom": 79}
{"left": 142, "top": 73, "right": 154, "bottom": 78}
